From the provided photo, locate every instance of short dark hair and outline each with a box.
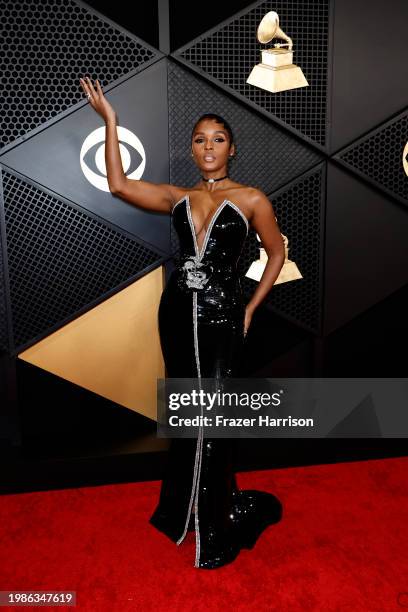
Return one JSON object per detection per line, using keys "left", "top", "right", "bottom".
{"left": 191, "top": 113, "right": 234, "bottom": 146}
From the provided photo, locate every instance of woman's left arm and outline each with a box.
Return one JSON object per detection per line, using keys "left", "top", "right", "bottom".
{"left": 244, "top": 189, "right": 285, "bottom": 332}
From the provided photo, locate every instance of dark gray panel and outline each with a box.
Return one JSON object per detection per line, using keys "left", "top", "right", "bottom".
{"left": 0, "top": 0, "right": 161, "bottom": 150}
{"left": 1, "top": 169, "right": 164, "bottom": 352}
{"left": 84, "top": 0, "right": 159, "bottom": 49}
{"left": 173, "top": 0, "right": 330, "bottom": 147}
{"left": 324, "top": 162, "right": 408, "bottom": 335}
{"left": 0, "top": 61, "right": 171, "bottom": 252}
{"left": 330, "top": 0, "right": 408, "bottom": 152}
{"left": 334, "top": 110, "right": 408, "bottom": 207}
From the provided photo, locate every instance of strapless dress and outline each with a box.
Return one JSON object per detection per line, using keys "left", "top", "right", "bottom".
{"left": 149, "top": 194, "right": 282, "bottom": 568}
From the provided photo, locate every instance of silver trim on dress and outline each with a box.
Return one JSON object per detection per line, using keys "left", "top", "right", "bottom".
{"left": 171, "top": 194, "right": 249, "bottom": 235}
{"left": 173, "top": 194, "right": 248, "bottom": 567}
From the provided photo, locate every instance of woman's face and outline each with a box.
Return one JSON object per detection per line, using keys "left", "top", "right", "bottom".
{"left": 191, "top": 119, "right": 234, "bottom": 172}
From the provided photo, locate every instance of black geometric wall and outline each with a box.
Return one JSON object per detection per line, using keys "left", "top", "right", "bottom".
{"left": 0, "top": 0, "right": 168, "bottom": 355}
{"left": 170, "top": 0, "right": 408, "bottom": 335}
{"left": 0, "top": 0, "right": 407, "bottom": 357}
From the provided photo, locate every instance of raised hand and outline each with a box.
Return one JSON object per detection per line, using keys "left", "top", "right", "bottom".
{"left": 79, "top": 76, "right": 116, "bottom": 124}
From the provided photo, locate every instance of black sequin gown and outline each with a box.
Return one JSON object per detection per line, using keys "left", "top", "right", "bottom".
{"left": 149, "top": 194, "right": 281, "bottom": 569}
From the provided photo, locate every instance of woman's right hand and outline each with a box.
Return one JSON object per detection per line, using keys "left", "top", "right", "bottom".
{"left": 79, "top": 76, "right": 116, "bottom": 124}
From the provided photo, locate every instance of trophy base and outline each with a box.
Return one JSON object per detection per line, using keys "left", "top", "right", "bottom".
{"left": 274, "top": 260, "right": 303, "bottom": 285}
{"left": 245, "top": 260, "right": 302, "bottom": 284}
{"left": 246, "top": 63, "right": 309, "bottom": 93}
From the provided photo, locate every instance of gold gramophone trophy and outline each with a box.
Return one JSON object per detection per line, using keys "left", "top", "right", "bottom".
{"left": 246, "top": 10, "right": 309, "bottom": 93}
{"left": 245, "top": 229, "right": 302, "bottom": 285}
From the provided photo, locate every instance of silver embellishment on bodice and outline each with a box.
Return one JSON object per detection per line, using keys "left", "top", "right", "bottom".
{"left": 181, "top": 255, "right": 213, "bottom": 290}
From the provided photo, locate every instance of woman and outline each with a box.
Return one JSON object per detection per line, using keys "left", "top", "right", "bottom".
{"left": 79, "top": 77, "right": 285, "bottom": 569}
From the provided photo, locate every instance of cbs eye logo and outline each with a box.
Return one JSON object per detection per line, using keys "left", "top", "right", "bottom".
{"left": 80, "top": 126, "right": 146, "bottom": 192}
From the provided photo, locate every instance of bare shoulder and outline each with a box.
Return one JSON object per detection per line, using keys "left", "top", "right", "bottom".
{"left": 245, "top": 187, "right": 282, "bottom": 246}
{"left": 228, "top": 184, "right": 272, "bottom": 224}
{"left": 231, "top": 185, "right": 283, "bottom": 260}
{"left": 247, "top": 186, "right": 272, "bottom": 207}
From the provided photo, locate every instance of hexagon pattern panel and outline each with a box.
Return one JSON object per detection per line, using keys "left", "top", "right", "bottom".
{"left": 0, "top": 0, "right": 161, "bottom": 150}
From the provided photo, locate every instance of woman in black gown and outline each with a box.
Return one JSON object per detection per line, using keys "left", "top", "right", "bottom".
{"left": 80, "top": 77, "right": 286, "bottom": 569}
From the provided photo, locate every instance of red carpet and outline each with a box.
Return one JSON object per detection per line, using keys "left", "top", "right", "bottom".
{"left": 0, "top": 456, "right": 407, "bottom": 611}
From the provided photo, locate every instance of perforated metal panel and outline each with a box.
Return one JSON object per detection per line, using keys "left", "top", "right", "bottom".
{"left": 1, "top": 170, "right": 163, "bottom": 351}
{"left": 335, "top": 110, "right": 408, "bottom": 206}
{"left": 0, "top": 0, "right": 160, "bottom": 149}
{"left": 238, "top": 166, "right": 324, "bottom": 333}
{"left": 173, "top": 0, "right": 330, "bottom": 147}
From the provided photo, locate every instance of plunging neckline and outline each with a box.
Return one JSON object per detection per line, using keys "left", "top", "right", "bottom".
{"left": 186, "top": 195, "right": 228, "bottom": 259}
{"left": 171, "top": 194, "right": 249, "bottom": 260}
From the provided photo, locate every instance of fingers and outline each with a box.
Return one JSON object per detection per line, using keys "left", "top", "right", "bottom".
{"left": 79, "top": 77, "right": 91, "bottom": 101}
{"left": 85, "top": 76, "right": 96, "bottom": 101}
{"left": 95, "top": 79, "right": 103, "bottom": 96}
{"left": 79, "top": 76, "right": 99, "bottom": 103}
{"left": 86, "top": 76, "right": 96, "bottom": 95}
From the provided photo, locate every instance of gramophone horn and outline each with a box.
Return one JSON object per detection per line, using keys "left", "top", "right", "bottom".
{"left": 257, "top": 10, "right": 293, "bottom": 50}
